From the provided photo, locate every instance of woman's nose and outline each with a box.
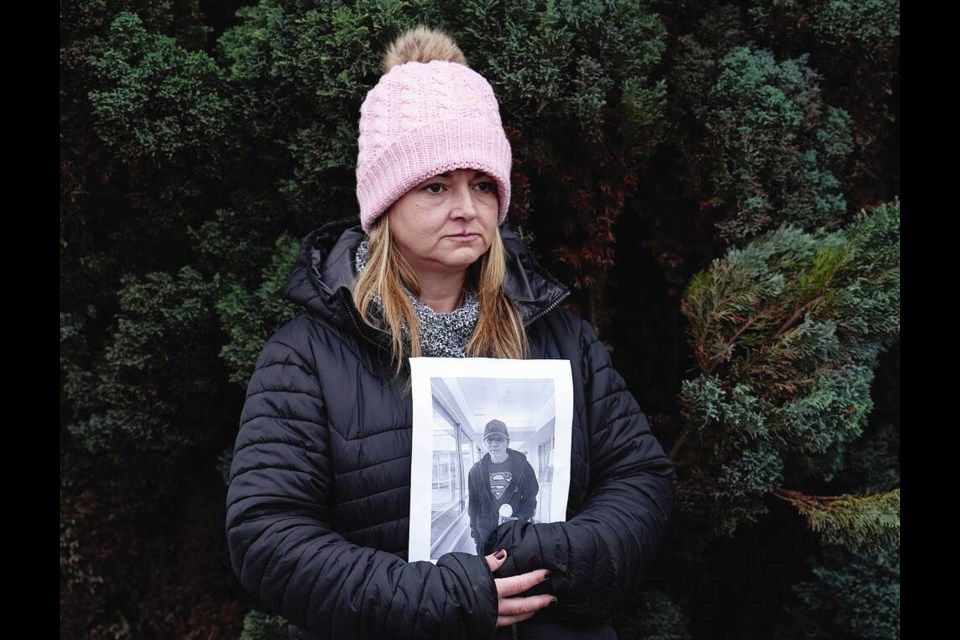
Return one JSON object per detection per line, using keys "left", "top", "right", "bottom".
{"left": 450, "top": 183, "right": 478, "bottom": 219}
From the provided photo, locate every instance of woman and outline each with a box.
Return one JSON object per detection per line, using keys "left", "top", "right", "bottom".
{"left": 226, "top": 27, "right": 674, "bottom": 640}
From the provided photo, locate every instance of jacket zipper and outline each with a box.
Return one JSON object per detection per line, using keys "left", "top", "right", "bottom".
{"left": 523, "top": 290, "right": 570, "bottom": 328}
{"left": 344, "top": 286, "right": 553, "bottom": 640}
{"left": 343, "top": 292, "right": 387, "bottom": 350}
{"left": 511, "top": 291, "right": 565, "bottom": 640}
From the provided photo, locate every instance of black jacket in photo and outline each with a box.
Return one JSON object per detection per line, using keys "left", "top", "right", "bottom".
{"left": 467, "top": 448, "right": 539, "bottom": 555}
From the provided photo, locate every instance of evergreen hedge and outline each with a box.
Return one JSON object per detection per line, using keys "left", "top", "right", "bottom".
{"left": 60, "top": 1, "right": 900, "bottom": 637}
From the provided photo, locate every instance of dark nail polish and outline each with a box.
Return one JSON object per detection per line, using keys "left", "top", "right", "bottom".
{"left": 550, "top": 598, "right": 558, "bottom": 606}
{"left": 494, "top": 549, "right": 506, "bottom": 560}
{"left": 544, "top": 570, "right": 552, "bottom": 579}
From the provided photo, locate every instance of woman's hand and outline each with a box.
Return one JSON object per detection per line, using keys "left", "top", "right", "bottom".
{"left": 485, "top": 550, "right": 555, "bottom": 627}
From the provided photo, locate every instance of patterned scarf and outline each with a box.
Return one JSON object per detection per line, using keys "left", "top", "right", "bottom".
{"left": 354, "top": 240, "right": 479, "bottom": 358}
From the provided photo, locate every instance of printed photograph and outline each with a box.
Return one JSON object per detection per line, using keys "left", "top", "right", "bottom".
{"left": 408, "top": 358, "right": 574, "bottom": 562}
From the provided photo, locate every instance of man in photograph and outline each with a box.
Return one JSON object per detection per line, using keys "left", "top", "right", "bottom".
{"left": 467, "top": 419, "right": 539, "bottom": 555}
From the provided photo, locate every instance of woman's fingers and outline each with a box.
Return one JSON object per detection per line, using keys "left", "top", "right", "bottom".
{"left": 495, "top": 594, "right": 556, "bottom": 627}
{"left": 486, "top": 554, "right": 554, "bottom": 628}
{"left": 485, "top": 549, "right": 508, "bottom": 573}
{"left": 498, "top": 594, "right": 556, "bottom": 616}
{"left": 497, "top": 610, "right": 537, "bottom": 627}
{"left": 494, "top": 568, "right": 550, "bottom": 598}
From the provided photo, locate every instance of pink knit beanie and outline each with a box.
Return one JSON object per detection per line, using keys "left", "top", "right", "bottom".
{"left": 356, "top": 31, "right": 512, "bottom": 233}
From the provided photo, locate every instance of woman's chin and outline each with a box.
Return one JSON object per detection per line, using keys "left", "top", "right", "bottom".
{"left": 437, "top": 248, "right": 488, "bottom": 270}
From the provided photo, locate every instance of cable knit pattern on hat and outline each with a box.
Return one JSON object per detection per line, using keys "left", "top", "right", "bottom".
{"left": 356, "top": 60, "right": 512, "bottom": 232}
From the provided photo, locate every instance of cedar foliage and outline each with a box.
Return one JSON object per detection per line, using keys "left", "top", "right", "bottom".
{"left": 666, "top": 13, "right": 853, "bottom": 241}
{"left": 215, "top": 235, "right": 301, "bottom": 385}
{"left": 240, "top": 611, "right": 288, "bottom": 640}
{"left": 676, "top": 201, "right": 900, "bottom": 538}
{"left": 62, "top": 268, "right": 229, "bottom": 456}
{"left": 60, "top": 1, "right": 900, "bottom": 638}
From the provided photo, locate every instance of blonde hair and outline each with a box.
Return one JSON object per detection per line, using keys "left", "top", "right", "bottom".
{"left": 353, "top": 216, "right": 527, "bottom": 373}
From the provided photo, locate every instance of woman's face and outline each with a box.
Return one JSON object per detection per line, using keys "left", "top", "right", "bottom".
{"left": 387, "top": 168, "right": 499, "bottom": 278}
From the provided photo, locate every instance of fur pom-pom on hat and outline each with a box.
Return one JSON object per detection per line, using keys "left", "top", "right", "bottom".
{"left": 382, "top": 26, "right": 467, "bottom": 71}
{"left": 356, "top": 27, "right": 512, "bottom": 233}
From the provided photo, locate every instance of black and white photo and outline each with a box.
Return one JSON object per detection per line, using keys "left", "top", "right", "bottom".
{"left": 409, "top": 358, "right": 574, "bottom": 562}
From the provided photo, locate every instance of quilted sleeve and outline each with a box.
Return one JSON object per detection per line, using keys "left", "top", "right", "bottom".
{"left": 493, "top": 318, "right": 675, "bottom": 618}
{"left": 225, "top": 322, "right": 499, "bottom": 639}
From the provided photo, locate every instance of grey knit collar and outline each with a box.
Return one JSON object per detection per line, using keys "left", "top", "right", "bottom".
{"left": 354, "top": 239, "right": 479, "bottom": 358}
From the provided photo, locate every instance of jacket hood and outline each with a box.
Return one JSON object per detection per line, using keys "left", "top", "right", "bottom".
{"left": 282, "top": 218, "right": 360, "bottom": 309}
{"left": 282, "top": 219, "right": 569, "bottom": 331}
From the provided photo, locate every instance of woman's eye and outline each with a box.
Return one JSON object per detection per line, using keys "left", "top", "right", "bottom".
{"left": 473, "top": 181, "right": 496, "bottom": 193}
{"left": 423, "top": 183, "right": 445, "bottom": 194}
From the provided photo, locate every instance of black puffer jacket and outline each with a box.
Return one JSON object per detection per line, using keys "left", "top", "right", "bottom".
{"left": 226, "top": 224, "right": 675, "bottom": 640}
